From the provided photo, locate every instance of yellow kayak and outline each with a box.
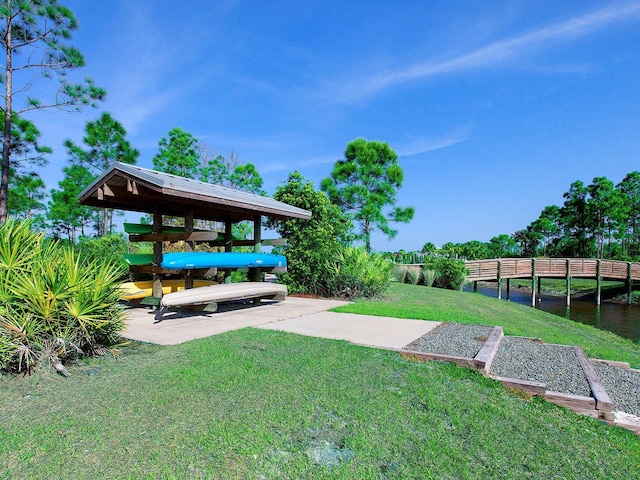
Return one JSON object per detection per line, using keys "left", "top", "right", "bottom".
{"left": 118, "top": 279, "right": 215, "bottom": 301}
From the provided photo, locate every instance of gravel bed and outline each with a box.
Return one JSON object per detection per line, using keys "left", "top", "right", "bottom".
{"left": 591, "top": 362, "right": 640, "bottom": 417}
{"left": 489, "top": 337, "right": 591, "bottom": 397}
{"left": 403, "top": 322, "right": 493, "bottom": 359}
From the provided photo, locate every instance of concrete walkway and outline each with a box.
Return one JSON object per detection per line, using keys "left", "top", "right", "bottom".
{"left": 122, "top": 296, "right": 440, "bottom": 348}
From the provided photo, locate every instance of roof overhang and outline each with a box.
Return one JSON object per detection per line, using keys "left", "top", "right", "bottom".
{"left": 79, "top": 162, "right": 312, "bottom": 223}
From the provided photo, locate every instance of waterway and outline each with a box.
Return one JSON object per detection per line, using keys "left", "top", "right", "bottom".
{"left": 464, "top": 285, "right": 640, "bottom": 343}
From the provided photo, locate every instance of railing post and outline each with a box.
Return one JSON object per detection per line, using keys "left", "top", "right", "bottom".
{"left": 497, "top": 260, "right": 502, "bottom": 300}
{"left": 596, "top": 259, "right": 601, "bottom": 306}
{"left": 566, "top": 258, "right": 571, "bottom": 307}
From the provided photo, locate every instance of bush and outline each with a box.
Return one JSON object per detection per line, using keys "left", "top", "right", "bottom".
{"left": 421, "top": 267, "right": 437, "bottom": 287}
{"left": 392, "top": 264, "right": 408, "bottom": 283}
{"left": 75, "top": 233, "right": 129, "bottom": 269}
{"left": 322, "top": 246, "right": 393, "bottom": 299}
{"left": 423, "top": 257, "right": 468, "bottom": 290}
{"left": 0, "top": 221, "right": 126, "bottom": 374}
{"left": 267, "top": 171, "right": 353, "bottom": 295}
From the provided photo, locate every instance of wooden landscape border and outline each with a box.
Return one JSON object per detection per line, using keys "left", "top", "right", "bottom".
{"left": 395, "top": 329, "right": 640, "bottom": 435}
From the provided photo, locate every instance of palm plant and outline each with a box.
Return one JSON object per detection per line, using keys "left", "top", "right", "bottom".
{"left": 324, "top": 246, "right": 393, "bottom": 298}
{"left": 0, "top": 220, "right": 126, "bottom": 374}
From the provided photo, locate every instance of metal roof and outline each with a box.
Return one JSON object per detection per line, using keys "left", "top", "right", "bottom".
{"left": 78, "top": 162, "right": 312, "bottom": 222}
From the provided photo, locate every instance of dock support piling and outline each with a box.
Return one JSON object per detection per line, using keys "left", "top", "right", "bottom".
{"left": 506, "top": 278, "right": 511, "bottom": 301}
{"left": 531, "top": 259, "right": 537, "bottom": 306}
{"left": 627, "top": 262, "right": 633, "bottom": 305}
{"left": 497, "top": 260, "right": 502, "bottom": 300}
{"left": 566, "top": 258, "right": 571, "bottom": 306}
{"left": 596, "top": 260, "right": 601, "bottom": 306}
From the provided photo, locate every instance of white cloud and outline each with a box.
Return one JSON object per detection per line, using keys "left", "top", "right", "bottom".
{"left": 328, "top": 1, "right": 640, "bottom": 103}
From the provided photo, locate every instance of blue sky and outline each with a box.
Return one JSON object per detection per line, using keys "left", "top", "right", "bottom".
{"left": 26, "top": 0, "right": 640, "bottom": 251}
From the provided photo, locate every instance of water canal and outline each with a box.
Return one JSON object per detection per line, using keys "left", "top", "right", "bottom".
{"left": 465, "top": 285, "right": 640, "bottom": 343}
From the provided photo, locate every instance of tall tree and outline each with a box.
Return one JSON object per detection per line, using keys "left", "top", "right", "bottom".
{"left": 8, "top": 169, "right": 45, "bottom": 221}
{"left": 153, "top": 127, "right": 200, "bottom": 178}
{"left": 199, "top": 145, "right": 265, "bottom": 194}
{"left": 458, "top": 240, "right": 490, "bottom": 260}
{"left": 4, "top": 114, "right": 49, "bottom": 222}
{"left": 0, "top": 0, "right": 105, "bottom": 222}
{"left": 488, "top": 234, "right": 519, "bottom": 258}
{"left": 529, "top": 205, "right": 560, "bottom": 257}
{"left": 321, "top": 138, "right": 414, "bottom": 252}
{"left": 559, "top": 180, "right": 592, "bottom": 257}
{"left": 587, "top": 177, "right": 624, "bottom": 258}
{"left": 65, "top": 112, "right": 138, "bottom": 235}
{"left": 266, "top": 171, "right": 353, "bottom": 294}
{"left": 48, "top": 164, "right": 95, "bottom": 242}
{"left": 617, "top": 171, "right": 640, "bottom": 258}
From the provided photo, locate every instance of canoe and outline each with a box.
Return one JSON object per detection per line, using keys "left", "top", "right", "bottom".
{"left": 118, "top": 279, "right": 215, "bottom": 300}
{"left": 155, "top": 282, "right": 287, "bottom": 321}
{"left": 160, "top": 252, "right": 287, "bottom": 269}
{"left": 123, "top": 223, "right": 225, "bottom": 240}
{"left": 124, "top": 253, "right": 154, "bottom": 266}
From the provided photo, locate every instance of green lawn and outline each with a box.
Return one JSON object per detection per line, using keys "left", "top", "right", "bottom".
{"left": 335, "top": 283, "right": 640, "bottom": 368}
{"left": 1, "top": 284, "right": 639, "bottom": 478}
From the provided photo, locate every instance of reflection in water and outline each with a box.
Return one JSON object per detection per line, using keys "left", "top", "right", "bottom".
{"left": 465, "top": 286, "right": 640, "bottom": 342}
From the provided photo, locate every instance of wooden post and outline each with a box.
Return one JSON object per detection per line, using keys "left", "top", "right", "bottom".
{"left": 224, "top": 220, "right": 233, "bottom": 284}
{"left": 566, "top": 258, "right": 571, "bottom": 307}
{"left": 473, "top": 281, "right": 478, "bottom": 293}
{"left": 152, "top": 208, "right": 163, "bottom": 298}
{"left": 627, "top": 262, "right": 633, "bottom": 305}
{"left": 497, "top": 260, "right": 502, "bottom": 300}
{"left": 596, "top": 259, "right": 601, "bottom": 306}
{"left": 184, "top": 210, "right": 194, "bottom": 289}
{"left": 249, "top": 215, "right": 262, "bottom": 282}
{"left": 506, "top": 278, "right": 511, "bottom": 301}
{"left": 184, "top": 211, "right": 194, "bottom": 252}
{"left": 253, "top": 215, "right": 262, "bottom": 253}
{"left": 531, "top": 258, "right": 537, "bottom": 307}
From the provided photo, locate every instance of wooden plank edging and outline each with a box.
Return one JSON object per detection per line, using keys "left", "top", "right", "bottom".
{"left": 545, "top": 391, "right": 597, "bottom": 415}
{"left": 399, "top": 350, "right": 474, "bottom": 368}
{"left": 573, "top": 347, "right": 614, "bottom": 413}
{"left": 490, "top": 375, "right": 546, "bottom": 396}
{"left": 473, "top": 326, "right": 503, "bottom": 372}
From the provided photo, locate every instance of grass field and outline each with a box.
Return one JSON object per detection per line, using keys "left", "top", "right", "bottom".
{"left": 1, "top": 283, "right": 639, "bottom": 478}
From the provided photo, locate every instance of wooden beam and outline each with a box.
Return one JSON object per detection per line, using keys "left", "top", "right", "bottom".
{"left": 102, "top": 183, "right": 114, "bottom": 196}
{"left": 262, "top": 238, "right": 287, "bottom": 246}
{"left": 474, "top": 326, "right": 504, "bottom": 372}
{"left": 127, "top": 179, "right": 139, "bottom": 195}
{"left": 573, "top": 346, "right": 614, "bottom": 413}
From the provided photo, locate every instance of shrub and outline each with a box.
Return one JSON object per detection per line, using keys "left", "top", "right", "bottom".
{"left": 422, "top": 267, "right": 437, "bottom": 287}
{"left": 322, "top": 246, "right": 393, "bottom": 299}
{"left": 0, "top": 220, "right": 126, "bottom": 374}
{"left": 392, "top": 264, "right": 408, "bottom": 283}
{"left": 404, "top": 266, "right": 421, "bottom": 285}
{"left": 75, "top": 233, "right": 129, "bottom": 269}
{"left": 423, "top": 257, "right": 468, "bottom": 290}
{"left": 267, "top": 171, "right": 353, "bottom": 295}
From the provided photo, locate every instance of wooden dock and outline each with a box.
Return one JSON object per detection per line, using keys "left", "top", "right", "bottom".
{"left": 463, "top": 258, "right": 640, "bottom": 306}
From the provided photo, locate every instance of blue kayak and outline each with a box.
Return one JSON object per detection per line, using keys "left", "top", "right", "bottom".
{"left": 160, "top": 252, "right": 287, "bottom": 269}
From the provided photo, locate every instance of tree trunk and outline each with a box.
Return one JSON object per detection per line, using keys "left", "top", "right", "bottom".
{"left": 365, "top": 219, "right": 371, "bottom": 253}
{"left": 1, "top": 15, "right": 13, "bottom": 224}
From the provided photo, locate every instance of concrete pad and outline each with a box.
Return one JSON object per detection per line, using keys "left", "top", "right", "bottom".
{"left": 122, "top": 296, "right": 350, "bottom": 345}
{"left": 258, "top": 311, "right": 441, "bottom": 349}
